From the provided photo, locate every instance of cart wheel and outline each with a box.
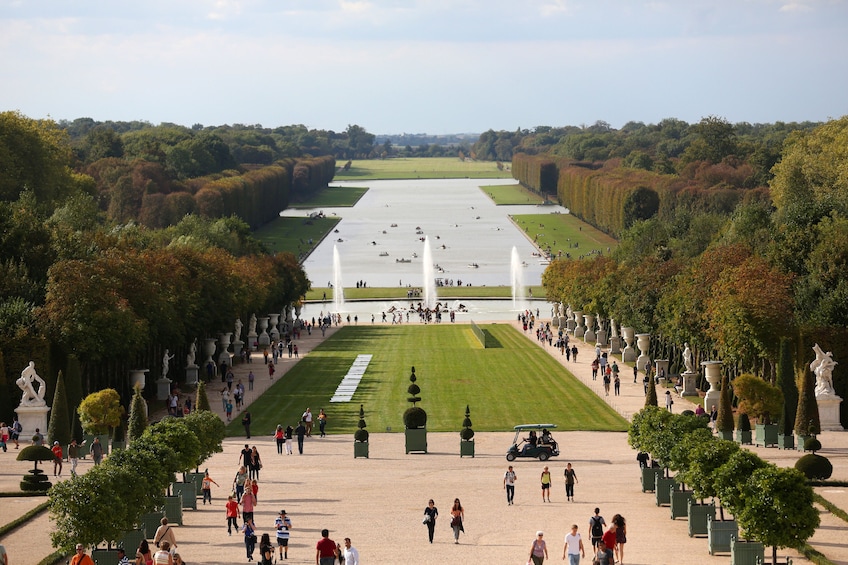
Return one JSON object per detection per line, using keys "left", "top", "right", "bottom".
{"left": 538, "top": 451, "right": 550, "bottom": 461}
{"left": 506, "top": 452, "right": 516, "bottom": 462}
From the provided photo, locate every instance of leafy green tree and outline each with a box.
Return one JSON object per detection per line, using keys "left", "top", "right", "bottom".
{"left": 680, "top": 116, "right": 738, "bottom": 165}
{"left": 142, "top": 418, "right": 202, "bottom": 475}
{"left": 623, "top": 186, "right": 660, "bottom": 228}
{"left": 182, "top": 410, "right": 225, "bottom": 469}
{"left": 667, "top": 426, "right": 713, "bottom": 487}
{"left": 714, "top": 450, "right": 768, "bottom": 519}
{"left": 794, "top": 367, "right": 820, "bottom": 437}
{"left": 47, "top": 370, "right": 70, "bottom": 447}
{"left": 127, "top": 385, "right": 148, "bottom": 445}
{"left": 78, "top": 389, "right": 124, "bottom": 436}
{"left": 685, "top": 438, "right": 739, "bottom": 512}
{"left": 195, "top": 380, "right": 212, "bottom": 412}
{"left": 627, "top": 406, "right": 666, "bottom": 453}
{"left": 736, "top": 466, "right": 819, "bottom": 564}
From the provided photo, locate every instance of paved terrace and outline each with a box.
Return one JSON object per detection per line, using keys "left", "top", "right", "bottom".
{"left": 1, "top": 318, "right": 847, "bottom": 565}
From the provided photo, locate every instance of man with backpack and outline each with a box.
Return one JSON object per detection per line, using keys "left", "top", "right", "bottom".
{"left": 589, "top": 507, "right": 606, "bottom": 549}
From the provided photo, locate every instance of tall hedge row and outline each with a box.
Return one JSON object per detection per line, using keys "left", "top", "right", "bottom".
{"left": 511, "top": 154, "right": 558, "bottom": 194}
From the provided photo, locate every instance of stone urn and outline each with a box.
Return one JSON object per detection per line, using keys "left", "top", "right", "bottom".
{"left": 218, "top": 332, "right": 232, "bottom": 366}
{"left": 565, "top": 306, "right": 576, "bottom": 332}
{"left": 636, "top": 333, "right": 651, "bottom": 371}
{"left": 258, "top": 316, "right": 270, "bottom": 346}
{"left": 621, "top": 326, "right": 636, "bottom": 362}
{"left": 595, "top": 315, "right": 607, "bottom": 347}
{"left": 268, "top": 313, "right": 280, "bottom": 341}
{"left": 572, "top": 310, "right": 584, "bottom": 338}
{"left": 702, "top": 361, "right": 722, "bottom": 412}
{"left": 583, "top": 314, "right": 596, "bottom": 343}
{"left": 609, "top": 319, "right": 621, "bottom": 354}
{"left": 129, "top": 369, "right": 148, "bottom": 391}
{"left": 203, "top": 338, "right": 217, "bottom": 366}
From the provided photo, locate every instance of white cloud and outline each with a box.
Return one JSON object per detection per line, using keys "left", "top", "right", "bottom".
{"left": 779, "top": 1, "right": 812, "bottom": 12}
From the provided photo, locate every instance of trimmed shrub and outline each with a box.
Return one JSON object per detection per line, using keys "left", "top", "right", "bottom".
{"left": 403, "top": 407, "right": 427, "bottom": 429}
{"left": 737, "top": 413, "right": 752, "bottom": 432}
{"left": 354, "top": 404, "right": 369, "bottom": 442}
{"left": 804, "top": 437, "right": 822, "bottom": 453}
{"left": 460, "top": 405, "right": 474, "bottom": 441}
{"left": 795, "top": 453, "right": 833, "bottom": 480}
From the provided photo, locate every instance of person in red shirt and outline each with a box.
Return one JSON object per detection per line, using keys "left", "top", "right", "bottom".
{"left": 225, "top": 495, "right": 240, "bottom": 535}
{"left": 51, "top": 441, "right": 63, "bottom": 477}
{"left": 315, "top": 529, "right": 337, "bottom": 565}
{"left": 602, "top": 523, "right": 618, "bottom": 559}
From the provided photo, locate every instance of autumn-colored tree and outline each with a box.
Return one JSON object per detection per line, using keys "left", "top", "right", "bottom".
{"left": 77, "top": 389, "right": 124, "bottom": 436}
{"left": 731, "top": 373, "right": 784, "bottom": 424}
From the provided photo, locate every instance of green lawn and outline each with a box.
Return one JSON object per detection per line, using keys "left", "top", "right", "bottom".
{"left": 289, "top": 185, "right": 369, "bottom": 208}
{"left": 226, "top": 324, "right": 628, "bottom": 436}
{"left": 304, "top": 285, "right": 546, "bottom": 301}
{"left": 481, "top": 183, "right": 546, "bottom": 205}
{"left": 253, "top": 216, "right": 340, "bottom": 257}
{"left": 511, "top": 214, "right": 618, "bottom": 258}
{"left": 333, "top": 158, "right": 513, "bottom": 180}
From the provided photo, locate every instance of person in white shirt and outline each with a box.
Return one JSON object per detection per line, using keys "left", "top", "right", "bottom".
{"left": 562, "top": 524, "right": 585, "bottom": 565}
{"left": 342, "top": 538, "right": 359, "bottom": 565}
{"left": 503, "top": 465, "right": 517, "bottom": 505}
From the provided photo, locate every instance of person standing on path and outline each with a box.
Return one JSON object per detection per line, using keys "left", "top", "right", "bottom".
{"left": 295, "top": 421, "right": 306, "bottom": 454}
{"left": 665, "top": 390, "right": 673, "bottom": 412}
{"left": 593, "top": 540, "right": 613, "bottom": 565}
{"left": 633, "top": 365, "right": 638, "bottom": 383}
{"left": 449, "top": 498, "right": 465, "bottom": 544}
{"left": 589, "top": 508, "right": 606, "bottom": 549}
{"left": 423, "top": 499, "right": 438, "bottom": 543}
{"left": 564, "top": 462, "right": 578, "bottom": 501}
{"left": 341, "top": 538, "right": 359, "bottom": 565}
{"left": 274, "top": 425, "right": 285, "bottom": 454}
{"left": 602, "top": 522, "right": 618, "bottom": 562}
{"left": 90, "top": 436, "right": 103, "bottom": 465}
{"left": 302, "top": 408, "right": 313, "bottom": 437}
{"left": 249, "top": 446, "right": 262, "bottom": 480}
{"left": 529, "top": 531, "right": 548, "bottom": 565}
{"left": 562, "top": 524, "right": 585, "bottom": 565}
{"left": 242, "top": 519, "right": 257, "bottom": 561}
{"left": 709, "top": 404, "right": 718, "bottom": 431}
{"left": 68, "top": 438, "right": 80, "bottom": 476}
{"left": 233, "top": 466, "right": 248, "bottom": 502}
{"left": 571, "top": 345, "right": 578, "bottom": 363}
{"left": 317, "top": 408, "right": 327, "bottom": 437}
{"left": 242, "top": 411, "right": 252, "bottom": 439}
{"left": 153, "top": 517, "right": 177, "bottom": 551}
{"left": 504, "top": 465, "right": 517, "bottom": 505}
{"left": 51, "top": 441, "right": 63, "bottom": 476}
{"left": 241, "top": 478, "right": 256, "bottom": 524}
{"left": 239, "top": 444, "right": 252, "bottom": 467}
{"left": 221, "top": 388, "right": 230, "bottom": 411}
{"left": 613, "top": 514, "right": 627, "bottom": 565}
{"left": 285, "top": 424, "right": 294, "bottom": 454}
{"left": 315, "top": 529, "right": 337, "bottom": 565}
{"left": 70, "top": 544, "right": 95, "bottom": 565}
{"left": 201, "top": 470, "right": 219, "bottom": 505}
{"left": 225, "top": 495, "right": 240, "bottom": 535}
{"left": 275, "top": 509, "right": 292, "bottom": 560}
{"left": 248, "top": 370, "right": 254, "bottom": 391}
{"left": 540, "top": 466, "right": 552, "bottom": 502}
{"left": 613, "top": 370, "right": 620, "bottom": 396}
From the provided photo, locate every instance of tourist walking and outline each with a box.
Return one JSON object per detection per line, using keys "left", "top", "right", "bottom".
{"left": 242, "top": 411, "right": 252, "bottom": 439}
{"left": 285, "top": 424, "right": 294, "bottom": 454}
{"left": 136, "top": 539, "right": 153, "bottom": 565}
{"left": 258, "top": 533, "right": 273, "bottom": 565}
{"left": 275, "top": 509, "right": 292, "bottom": 560}
{"left": 302, "top": 408, "right": 313, "bottom": 437}
{"left": 613, "top": 514, "right": 627, "bottom": 564}
{"left": 153, "top": 542, "right": 173, "bottom": 565}
{"left": 90, "top": 436, "right": 103, "bottom": 465}
{"left": 242, "top": 519, "right": 257, "bottom": 561}
{"left": 241, "top": 478, "right": 256, "bottom": 524}
{"left": 593, "top": 540, "right": 613, "bottom": 565}
{"left": 449, "top": 498, "right": 465, "bottom": 544}
{"left": 201, "top": 470, "right": 219, "bottom": 505}
{"left": 295, "top": 421, "right": 306, "bottom": 454}
{"left": 317, "top": 408, "right": 327, "bottom": 437}
{"left": 275, "top": 425, "right": 285, "bottom": 454}
{"left": 589, "top": 508, "right": 606, "bottom": 548}
{"left": 249, "top": 446, "right": 262, "bottom": 480}
{"left": 503, "top": 465, "right": 517, "bottom": 505}
{"left": 423, "top": 499, "right": 438, "bottom": 543}
{"left": 51, "top": 441, "right": 63, "bottom": 476}
{"left": 225, "top": 495, "right": 240, "bottom": 535}
{"left": 665, "top": 390, "right": 674, "bottom": 412}
{"left": 540, "top": 466, "right": 552, "bottom": 502}
{"left": 233, "top": 466, "right": 248, "bottom": 502}
{"left": 153, "top": 517, "right": 177, "bottom": 551}
{"left": 602, "top": 522, "right": 618, "bottom": 563}
{"left": 564, "top": 462, "right": 578, "bottom": 501}
{"left": 341, "top": 538, "right": 359, "bottom": 565}
{"left": 315, "top": 529, "right": 337, "bottom": 565}
{"left": 529, "top": 531, "right": 548, "bottom": 565}
{"left": 562, "top": 524, "right": 585, "bottom": 565}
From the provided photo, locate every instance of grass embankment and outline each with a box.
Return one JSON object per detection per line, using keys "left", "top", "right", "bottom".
{"left": 333, "top": 158, "right": 512, "bottom": 181}
{"left": 481, "top": 183, "right": 546, "bottom": 205}
{"left": 226, "top": 324, "right": 628, "bottom": 436}
{"left": 288, "top": 185, "right": 369, "bottom": 208}
{"left": 512, "top": 213, "right": 618, "bottom": 258}
{"left": 253, "top": 216, "right": 340, "bottom": 257}
{"left": 304, "top": 285, "right": 547, "bottom": 301}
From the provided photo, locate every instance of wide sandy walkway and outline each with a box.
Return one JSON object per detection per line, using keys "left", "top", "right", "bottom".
{"left": 2, "top": 318, "right": 847, "bottom": 565}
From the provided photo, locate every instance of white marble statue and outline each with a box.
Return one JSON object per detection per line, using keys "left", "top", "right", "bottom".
{"left": 186, "top": 339, "right": 197, "bottom": 367}
{"left": 16, "top": 361, "right": 47, "bottom": 407}
{"left": 811, "top": 343, "right": 837, "bottom": 396}
{"left": 248, "top": 313, "right": 257, "bottom": 335}
{"left": 682, "top": 343, "right": 694, "bottom": 374}
{"left": 162, "top": 349, "right": 175, "bottom": 379}
{"left": 234, "top": 318, "right": 243, "bottom": 342}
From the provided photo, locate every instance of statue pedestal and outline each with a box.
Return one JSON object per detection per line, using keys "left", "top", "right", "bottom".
{"left": 185, "top": 365, "right": 199, "bottom": 386}
{"left": 817, "top": 394, "right": 844, "bottom": 431}
{"left": 232, "top": 341, "right": 244, "bottom": 358}
{"left": 596, "top": 329, "right": 608, "bottom": 347}
{"left": 247, "top": 332, "right": 258, "bottom": 351}
{"left": 654, "top": 359, "right": 669, "bottom": 383}
{"left": 682, "top": 372, "right": 699, "bottom": 396}
{"left": 609, "top": 336, "right": 621, "bottom": 355}
{"left": 156, "top": 378, "right": 172, "bottom": 401}
{"left": 15, "top": 405, "right": 50, "bottom": 440}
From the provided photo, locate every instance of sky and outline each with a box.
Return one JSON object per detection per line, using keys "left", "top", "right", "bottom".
{"left": 1, "top": 0, "right": 847, "bottom": 135}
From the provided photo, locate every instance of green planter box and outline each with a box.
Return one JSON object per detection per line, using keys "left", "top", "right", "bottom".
{"left": 735, "top": 430, "right": 752, "bottom": 445}
{"left": 796, "top": 434, "right": 812, "bottom": 452}
{"left": 687, "top": 501, "right": 715, "bottom": 537}
{"left": 185, "top": 472, "right": 205, "bottom": 495}
{"left": 111, "top": 441, "right": 125, "bottom": 452}
{"left": 172, "top": 482, "right": 197, "bottom": 510}
{"left": 117, "top": 527, "right": 146, "bottom": 551}
{"left": 354, "top": 441, "right": 369, "bottom": 459}
{"left": 655, "top": 475, "right": 676, "bottom": 506}
{"left": 718, "top": 430, "right": 734, "bottom": 441}
{"left": 640, "top": 467, "right": 662, "bottom": 492}
{"left": 670, "top": 488, "right": 693, "bottom": 519}
{"left": 140, "top": 511, "right": 164, "bottom": 538}
{"left": 405, "top": 428, "right": 428, "bottom": 454}
{"left": 163, "top": 496, "right": 183, "bottom": 525}
{"left": 731, "top": 537, "right": 764, "bottom": 565}
{"left": 91, "top": 549, "right": 120, "bottom": 565}
{"left": 755, "top": 424, "right": 778, "bottom": 447}
{"left": 708, "top": 517, "right": 738, "bottom": 555}
{"left": 460, "top": 440, "right": 475, "bottom": 458}
{"left": 777, "top": 434, "right": 795, "bottom": 450}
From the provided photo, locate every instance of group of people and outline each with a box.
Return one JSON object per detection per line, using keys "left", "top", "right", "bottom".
{"left": 527, "top": 509, "right": 626, "bottom": 565}
{"left": 504, "top": 462, "right": 579, "bottom": 504}
{"left": 0, "top": 418, "right": 22, "bottom": 451}
{"left": 422, "top": 498, "right": 466, "bottom": 544}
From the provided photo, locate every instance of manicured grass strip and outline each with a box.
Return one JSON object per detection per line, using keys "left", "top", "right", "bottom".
{"left": 289, "top": 185, "right": 369, "bottom": 208}
{"left": 253, "top": 216, "right": 340, "bottom": 258}
{"left": 227, "top": 324, "right": 628, "bottom": 436}
{"left": 0, "top": 499, "right": 49, "bottom": 537}
{"left": 304, "top": 285, "right": 546, "bottom": 301}
{"left": 796, "top": 542, "right": 835, "bottom": 565}
{"left": 37, "top": 551, "right": 69, "bottom": 565}
{"left": 814, "top": 493, "right": 848, "bottom": 524}
{"left": 511, "top": 213, "right": 618, "bottom": 258}
{"left": 333, "top": 158, "right": 512, "bottom": 181}
{"left": 481, "top": 184, "right": 546, "bottom": 205}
